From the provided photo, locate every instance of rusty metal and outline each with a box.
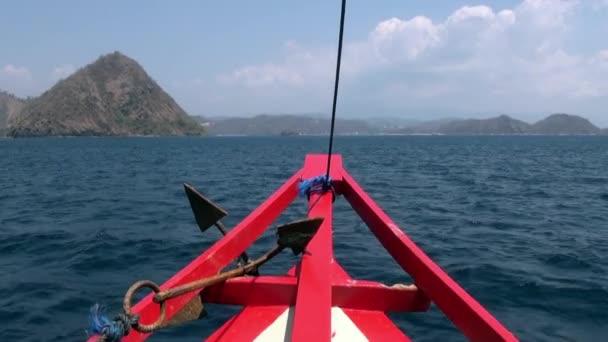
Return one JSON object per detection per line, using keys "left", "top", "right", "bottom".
{"left": 184, "top": 183, "right": 228, "bottom": 232}
{"left": 215, "top": 220, "right": 258, "bottom": 275}
{"left": 123, "top": 280, "right": 166, "bottom": 333}
{"left": 153, "top": 247, "right": 276, "bottom": 303}
{"left": 277, "top": 217, "right": 324, "bottom": 255}
{"left": 153, "top": 217, "right": 324, "bottom": 303}
{"left": 160, "top": 295, "right": 207, "bottom": 329}
{"left": 183, "top": 183, "right": 255, "bottom": 272}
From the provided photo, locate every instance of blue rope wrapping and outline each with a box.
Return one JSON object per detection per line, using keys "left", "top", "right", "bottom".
{"left": 88, "top": 304, "right": 139, "bottom": 342}
{"left": 298, "top": 175, "right": 332, "bottom": 198}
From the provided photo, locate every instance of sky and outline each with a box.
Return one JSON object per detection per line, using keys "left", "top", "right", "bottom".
{"left": 1, "top": 0, "right": 608, "bottom": 126}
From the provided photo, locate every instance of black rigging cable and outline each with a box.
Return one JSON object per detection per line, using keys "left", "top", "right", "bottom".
{"left": 324, "top": 0, "right": 346, "bottom": 189}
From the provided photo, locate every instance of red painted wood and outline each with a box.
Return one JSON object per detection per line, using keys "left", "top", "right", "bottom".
{"left": 330, "top": 258, "right": 350, "bottom": 281}
{"left": 88, "top": 154, "right": 516, "bottom": 342}
{"left": 343, "top": 309, "right": 412, "bottom": 342}
{"left": 204, "top": 265, "right": 413, "bottom": 341}
{"left": 282, "top": 161, "right": 412, "bottom": 341}
{"left": 202, "top": 276, "right": 297, "bottom": 306}
{"left": 205, "top": 305, "right": 287, "bottom": 341}
{"left": 201, "top": 275, "right": 429, "bottom": 313}
{"left": 301, "top": 153, "right": 344, "bottom": 180}
{"left": 290, "top": 196, "right": 333, "bottom": 340}
{"left": 86, "top": 171, "right": 301, "bottom": 342}
{"left": 331, "top": 258, "right": 412, "bottom": 341}
{"left": 340, "top": 169, "right": 518, "bottom": 342}
{"left": 290, "top": 154, "right": 341, "bottom": 342}
{"left": 333, "top": 280, "right": 430, "bottom": 312}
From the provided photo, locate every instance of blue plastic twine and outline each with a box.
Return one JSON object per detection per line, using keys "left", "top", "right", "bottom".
{"left": 88, "top": 304, "right": 138, "bottom": 342}
{"left": 298, "top": 175, "right": 331, "bottom": 198}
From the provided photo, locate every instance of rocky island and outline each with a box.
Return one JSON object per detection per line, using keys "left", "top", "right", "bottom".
{"left": 4, "top": 52, "right": 205, "bottom": 137}
{"left": 197, "top": 113, "right": 606, "bottom": 136}
{"left": 529, "top": 114, "right": 600, "bottom": 135}
{"left": 438, "top": 115, "right": 530, "bottom": 135}
{"left": 203, "top": 114, "right": 375, "bottom": 136}
{"left": 387, "top": 113, "right": 604, "bottom": 136}
{"left": 0, "top": 91, "right": 25, "bottom": 136}
{"left": 1, "top": 52, "right": 605, "bottom": 137}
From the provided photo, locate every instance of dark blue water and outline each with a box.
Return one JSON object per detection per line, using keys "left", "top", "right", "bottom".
{"left": 1, "top": 136, "right": 607, "bottom": 341}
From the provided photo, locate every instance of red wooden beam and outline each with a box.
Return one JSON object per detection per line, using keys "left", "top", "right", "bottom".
{"left": 202, "top": 276, "right": 297, "bottom": 306}
{"left": 87, "top": 170, "right": 302, "bottom": 342}
{"left": 340, "top": 169, "right": 518, "bottom": 342}
{"left": 331, "top": 257, "right": 412, "bottom": 341}
{"left": 290, "top": 154, "right": 342, "bottom": 342}
{"left": 333, "top": 280, "right": 430, "bottom": 312}
{"left": 201, "top": 276, "right": 430, "bottom": 313}
{"left": 301, "top": 153, "right": 344, "bottom": 180}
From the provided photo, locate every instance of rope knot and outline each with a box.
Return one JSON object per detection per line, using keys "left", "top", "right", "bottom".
{"left": 89, "top": 304, "right": 140, "bottom": 342}
{"left": 298, "top": 175, "right": 332, "bottom": 198}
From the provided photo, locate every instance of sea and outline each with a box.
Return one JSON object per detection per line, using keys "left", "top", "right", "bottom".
{"left": 1, "top": 136, "right": 607, "bottom": 342}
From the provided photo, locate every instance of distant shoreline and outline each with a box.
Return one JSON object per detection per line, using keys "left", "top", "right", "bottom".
{"left": 3, "top": 133, "right": 607, "bottom": 139}
{"left": 197, "top": 113, "right": 607, "bottom": 136}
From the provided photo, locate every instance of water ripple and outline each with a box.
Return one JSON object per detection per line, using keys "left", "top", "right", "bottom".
{"left": 0, "top": 136, "right": 607, "bottom": 341}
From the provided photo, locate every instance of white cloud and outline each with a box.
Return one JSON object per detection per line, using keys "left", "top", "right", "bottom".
{"left": 51, "top": 64, "right": 76, "bottom": 80}
{"left": 597, "top": 49, "right": 608, "bottom": 62}
{"left": 213, "top": 0, "right": 608, "bottom": 123}
{"left": 218, "top": 41, "right": 334, "bottom": 88}
{"left": 447, "top": 5, "right": 496, "bottom": 23}
{"left": 369, "top": 16, "right": 441, "bottom": 62}
{"left": 516, "top": 0, "right": 579, "bottom": 30}
{"left": 219, "top": 63, "right": 304, "bottom": 87}
{"left": 2, "top": 64, "right": 32, "bottom": 81}
{"left": 218, "top": 2, "right": 524, "bottom": 89}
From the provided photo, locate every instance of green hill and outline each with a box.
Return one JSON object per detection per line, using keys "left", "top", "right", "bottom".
{"left": 206, "top": 114, "right": 376, "bottom": 135}
{"left": 439, "top": 115, "right": 531, "bottom": 134}
{"left": 530, "top": 114, "right": 600, "bottom": 135}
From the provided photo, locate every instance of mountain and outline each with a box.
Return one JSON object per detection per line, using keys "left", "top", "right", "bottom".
{"left": 390, "top": 118, "right": 462, "bottom": 134}
{"left": 362, "top": 116, "right": 423, "bottom": 130}
{"left": 530, "top": 114, "right": 600, "bottom": 135}
{"left": 600, "top": 128, "right": 608, "bottom": 135}
{"left": 205, "top": 114, "right": 377, "bottom": 136}
{"left": 8, "top": 52, "right": 205, "bottom": 137}
{"left": 411, "top": 118, "right": 460, "bottom": 132}
{"left": 383, "top": 114, "right": 603, "bottom": 135}
{"left": 0, "top": 91, "right": 26, "bottom": 135}
{"left": 439, "top": 115, "right": 531, "bottom": 135}
{"left": 385, "top": 115, "right": 530, "bottom": 135}
{"left": 200, "top": 113, "right": 605, "bottom": 136}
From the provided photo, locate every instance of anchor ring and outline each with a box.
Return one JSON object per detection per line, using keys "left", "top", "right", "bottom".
{"left": 123, "top": 280, "right": 166, "bottom": 333}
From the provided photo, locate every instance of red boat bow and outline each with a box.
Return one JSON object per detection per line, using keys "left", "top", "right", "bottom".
{"left": 87, "top": 154, "right": 517, "bottom": 341}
